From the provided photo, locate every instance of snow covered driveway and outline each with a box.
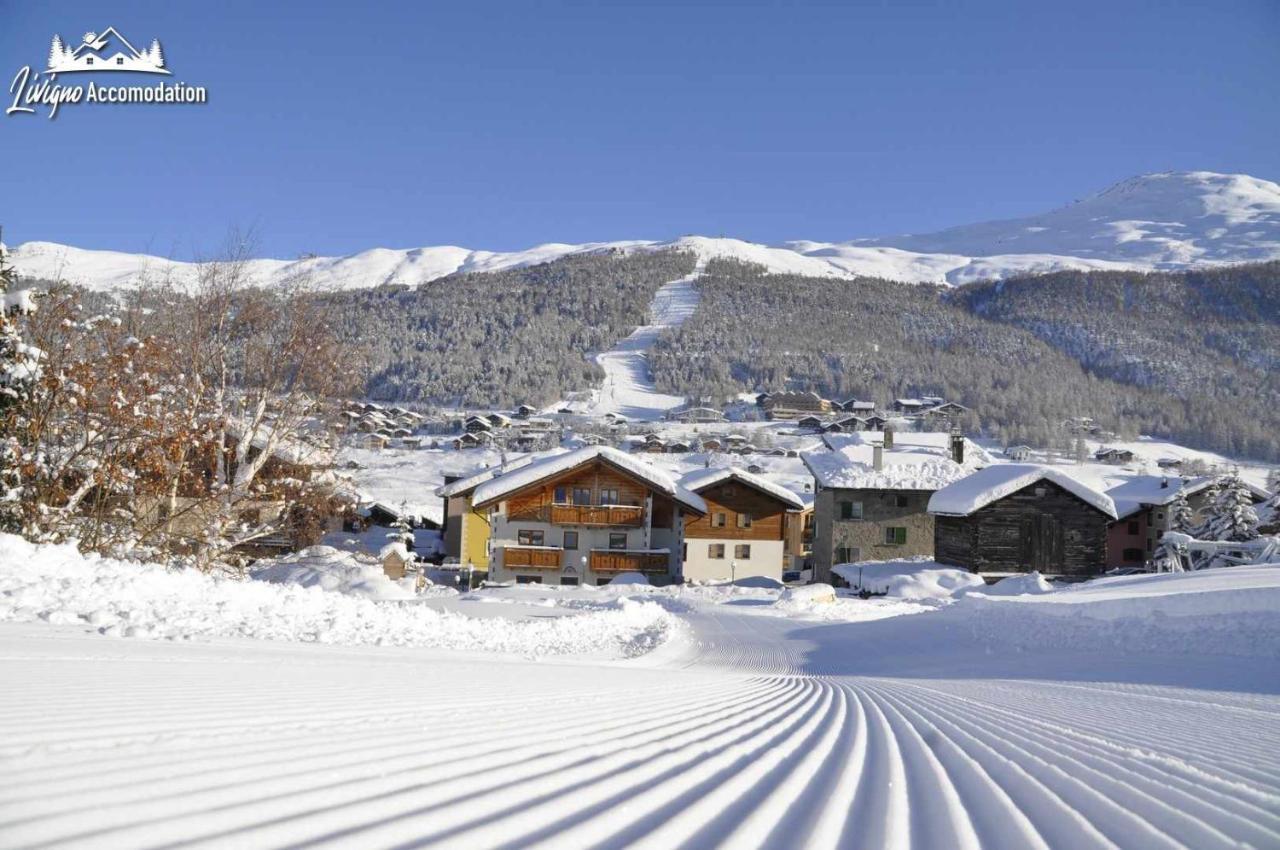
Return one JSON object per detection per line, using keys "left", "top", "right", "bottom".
{"left": 585, "top": 265, "right": 702, "bottom": 421}
{"left": 3, "top": 582, "right": 1279, "bottom": 849}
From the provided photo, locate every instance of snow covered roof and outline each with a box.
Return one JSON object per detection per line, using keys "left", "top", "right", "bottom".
{"left": 803, "top": 431, "right": 989, "bottom": 491}
{"left": 1104, "top": 475, "right": 1215, "bottom": 518}
{"left": 928, "top": 464, "right": 1118, "bottom": 519}
{"left": 434, "top": 452, "right": 558, "bottom": 498}
{"left": 471, "top": 446, "right": 707, "bottom": 514}
{"left": 678, "top": 467, "right": 805, "bottom": 510}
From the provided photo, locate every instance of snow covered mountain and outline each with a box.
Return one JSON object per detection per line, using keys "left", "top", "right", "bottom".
{"left": 11, "top": 171, "right": 1280, "bottom": 290}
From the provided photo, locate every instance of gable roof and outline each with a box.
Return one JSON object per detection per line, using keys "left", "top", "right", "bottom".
{"left": 679, "top": 466, "right": 805, "bottom": 510}
{"left": 928, "top": 464, "right": 1118, "bottom": 519}
{"left": 804, "top": 431, "right": 989, "bottom": 491}
{"left": 435, "top": 452, "right": 558, "bottom": 498}
{"left": 470, "top": 446, "right": 707, "bottom": 514}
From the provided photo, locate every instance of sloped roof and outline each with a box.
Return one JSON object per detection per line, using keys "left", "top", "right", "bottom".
{"left": 679, "top": 466, "right": 805, "bottom": 510}
{"left": 1104, "top": 475, "right": 1216, "bottom": 518}
{"left": 928, "top": 464, "right": 1118, "bottom": 519}
{"left": 470, "top": 446, "right": 707, "bottom": 513}
{"left": 435, "top": 452, "right": 559, "bottom": 498}
{"left": 804, "top": 431, "right": 989, "bottom": 491}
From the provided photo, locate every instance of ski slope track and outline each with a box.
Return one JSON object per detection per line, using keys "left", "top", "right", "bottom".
{"left": 2, "top": 591, "right": 1279, "bottom": 850}
{"left": 584, "top": 263, "right": 703, "bottom": 421}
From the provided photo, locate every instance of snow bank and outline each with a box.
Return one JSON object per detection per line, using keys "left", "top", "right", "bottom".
{"left": 248, "top": 546, "right": 419, "bottom": 600}
{"left": 776, "top": 583, "right": 837, "bottom": 610}
{"left": 0, "top": 535, "right": 674, "bottom": 658}
{"left": 833, "top": 560, "right": 986, "bottom": 600}
{"left": 959, "top": 565, "right": 1280, "bottom": 657}
{"left": 972, "top": 572, "right": 1054, "bottom": 596}
{"left": 608, "top": 572, "right": 651, "bottom": 586}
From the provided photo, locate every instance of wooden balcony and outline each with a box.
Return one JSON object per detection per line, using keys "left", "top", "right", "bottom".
{"left": 550, "top": 504, "right": 644, "bottom": 527}
{"left": 590, "top": 550, "right": 669, "bottom": 573}
{"left": 503, "top": 546, "right": 562, "bottom": 569}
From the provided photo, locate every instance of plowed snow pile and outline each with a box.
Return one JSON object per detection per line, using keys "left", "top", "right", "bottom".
{"left": 0, "top": 534, "right": 673, "bottom": 657}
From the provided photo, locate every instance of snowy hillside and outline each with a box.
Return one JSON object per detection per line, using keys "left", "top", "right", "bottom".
{"left": 12, "top": 171, "right": 1280, "bottom": 290}
{"left": 852, "top": 171, "right": 1280, "bottom": 268}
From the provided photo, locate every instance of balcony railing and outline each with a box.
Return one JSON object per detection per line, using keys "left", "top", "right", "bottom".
{"left": 503, "top": 546, "right": 562, "bottom": 569}
{"left": 590, "top": 550, "right": 669, "bottom": 573}
{"left": 550, "top": 504, "right": 644, "bottom": 527}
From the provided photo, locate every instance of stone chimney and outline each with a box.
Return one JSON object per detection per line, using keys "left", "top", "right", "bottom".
{"left": 873, "top": 443, "right": 884, "bottom": 472}
{"left": 950, "top": 432, "right": 965, "bottom": 465}
{"left": 883, "top": 424, "right": 895, "bottom": 450}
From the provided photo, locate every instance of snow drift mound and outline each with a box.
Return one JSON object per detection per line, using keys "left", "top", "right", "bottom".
{"left": 249, "top": 545, "right": 422, "bottom": 600}
{"left": 960, "top": 565, "right": 1280, "bottom": 657}
{"left": 833, "top": 560, "right": 986, "bottom": 600}
{"left": 0, "top": 535, "right": 674, "bottom": 657}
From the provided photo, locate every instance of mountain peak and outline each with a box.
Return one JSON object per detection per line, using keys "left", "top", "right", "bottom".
{"left": 10, "top": 171, "right": 1280, "bottom": 292}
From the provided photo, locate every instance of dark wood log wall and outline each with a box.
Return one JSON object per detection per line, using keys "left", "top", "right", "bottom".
{"left": 934, "top": 479, "right": 1110, "bottom": 576}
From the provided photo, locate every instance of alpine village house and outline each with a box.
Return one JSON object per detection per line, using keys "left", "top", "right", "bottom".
{"left": 802, "top": 429, "right": 985, "bottom": 583}
{"left": 677, "top": 467, "right": 807, "bottom": 582}
{"left": 436, "top": 447, "right": 708, "bottom": 585}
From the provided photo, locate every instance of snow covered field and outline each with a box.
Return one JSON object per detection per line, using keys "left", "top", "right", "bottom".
{"left": 3, "top": 537, "right": 1280, "bottom": 849}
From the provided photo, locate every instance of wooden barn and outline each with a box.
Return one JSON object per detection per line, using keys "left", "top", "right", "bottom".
{"left": 928, "top": 465, "right": 1118, "bottom": 577}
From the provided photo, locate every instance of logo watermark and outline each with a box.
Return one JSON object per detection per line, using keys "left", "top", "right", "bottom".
{"left": 8, "top": 25, "right": 207, "bottom": 119}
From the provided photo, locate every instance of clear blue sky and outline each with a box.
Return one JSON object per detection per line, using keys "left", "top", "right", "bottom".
{"left": 2, "top": 0, "right": 1277, "bottom": 259}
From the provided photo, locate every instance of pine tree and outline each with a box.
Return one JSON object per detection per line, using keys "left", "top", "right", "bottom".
{"left": 1169, "top": 486, "right": 1194, "bottom": 533}
{"left": 148, "top": 39, "right": 164, "bottom": 69}
{"left": 48, "top": 35, "right": 65, "bottom": 69}
{"left": 1203, "top": 474, "right": 1259, "bottom": 542}
{"left": 0, "top": 233, "right": 33, "bottom": 531}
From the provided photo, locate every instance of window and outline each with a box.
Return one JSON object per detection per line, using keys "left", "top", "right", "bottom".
{"left": 884, "top": 527, "right": 907, "bottom": 545}
{"left": 1122, "top": 548, "right": 1144, "bottom": 562}
{"left": 1156, "top": 512, "right": 1165, "bottom": 521}
{"left": 599, "top": 488, "right": 620, "bottom": 505}
{"left": 116, "top": 57, "right": 124, "bottom": 65}
{"left": 515, "top": 575, "right": 542, "bottom": 584}
{"left": 1127, "top": 520, "right": 1140, "bottom": 535}
{"left": 572, "top": 487, "right": 591, "bottom": 506}
{"left": 734, "top": 544, "right": 751, "bottom": 560}
{"left": 839, "top": 501, "right": 863, "bottom": 520}
{"left": 889, "top": 494, "right": 909, "bottom": 508}
{"left": 554, "top": 486, "right": 568, "bottom": 504}
{"left": 609, "top": 532, "right": 627, "bottom": 550}
{"left": 559, "top": 576, "right": 579, "bottom": 586}
{"left": 518, "top": 529, "right": 545, "bottom": 546}
{"left": 708, "top": 543, "right": 725, "bottom": 559}
{"left": 682, "top": 542, "right": 687, "bottom": 560}
{"left": 86, "top": 57, "right": 94, "bottom": 65}
{"left": 712, "top": 512, "right": 727, "bottom": 528}
{"left": 835, "top": 546, "right": 860, "bottom": 564}
{"left": 562, "top": 531, "right": 579, "bottom": 550}
{"left": 736, "top": 513, "right": 752, "bottom": 529}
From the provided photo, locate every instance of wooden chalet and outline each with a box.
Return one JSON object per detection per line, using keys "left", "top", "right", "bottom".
{"left": 763, "top": 391, "right": 832, "bottom": 420}
{"left": 679, "top": 467, "right": 805, "bottom": 582}
{"left": 463, "top": 447, "right": 708, "bottom": 585}
{"left": 929, "top": 465, "right": 1118, "bottom": 577}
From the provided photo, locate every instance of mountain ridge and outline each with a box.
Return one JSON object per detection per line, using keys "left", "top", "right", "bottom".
{"left": 11, "top": 170, "right": 1280, "bottom": 291}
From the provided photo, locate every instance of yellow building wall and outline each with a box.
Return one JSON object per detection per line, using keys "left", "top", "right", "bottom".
{"left": 461, "top": 503, "right": 492, "bottom": 569}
